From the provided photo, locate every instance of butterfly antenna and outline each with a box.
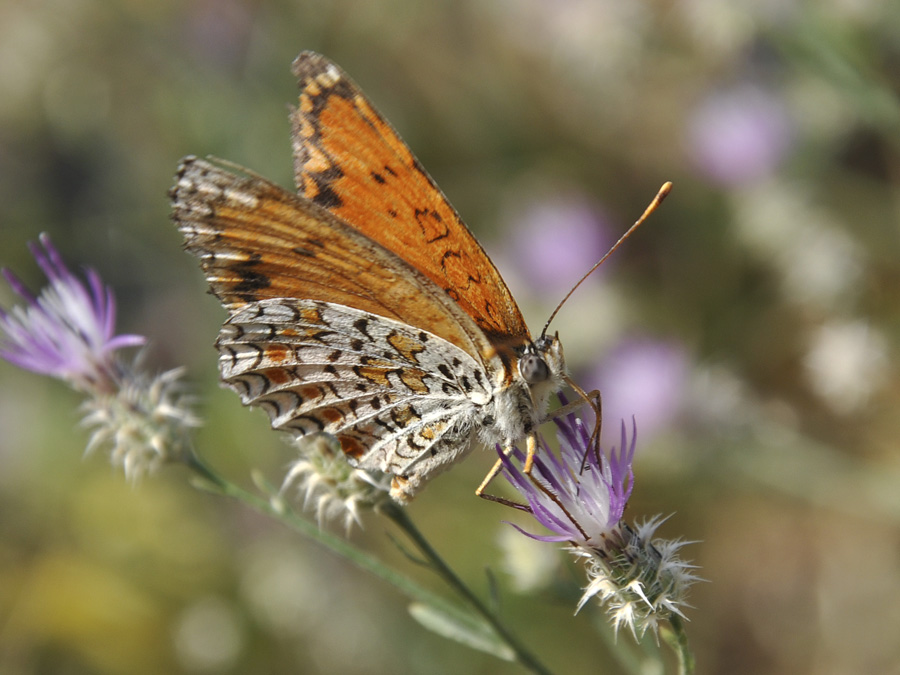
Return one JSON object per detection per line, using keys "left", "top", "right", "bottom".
{"left": 540, "top": 182, "right": 673, "bottom": 339}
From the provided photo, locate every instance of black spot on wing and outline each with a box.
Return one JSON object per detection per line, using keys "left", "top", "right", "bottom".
{"left": 232, "top": 254, "right": 271, "bottom": 294}
{"left": 353, "top": 318, "right": 373, "bottom": 340}
{"left": 311, "top": 182, "right": 343, "bottom": 209}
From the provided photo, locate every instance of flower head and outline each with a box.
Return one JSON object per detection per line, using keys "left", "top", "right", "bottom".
{"left": 0, "top": 233, "right": 144, "bottom": 391}
{"left": 498, "top": 406, "right": 634, "bottom": 547}
{"left": 282, "top": 435, "right": 391, "bottom": 531}
{"left": 573, "top": 517, "right": 702, "bottom": 639}
{"left": 1, "top": 234, "right": 197, "bottom": 478}
{"left": 82, "top": 365, "right": 200, "bottom": 479}
{"left": 499, "top": 405, "right": 699, "bottom": 638}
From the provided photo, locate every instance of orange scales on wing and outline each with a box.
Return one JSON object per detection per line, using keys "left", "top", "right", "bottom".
{"left": 290, "top": 52, "right": 530, "bottom": 360}
{"left": 174, "top": 159, "right": 481, "bottom": 356}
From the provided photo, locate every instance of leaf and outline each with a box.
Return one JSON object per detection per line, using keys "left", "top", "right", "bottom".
{"left": 408, "top": 602, "right": 515, "bottom": 661}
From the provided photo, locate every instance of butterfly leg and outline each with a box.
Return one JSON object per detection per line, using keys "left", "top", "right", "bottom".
{"left": 547, "top": 382, "right": 603, "bottom": 464}
{"left": 545, "top": 389, "right": 601, "bottom": 422}
{"left": 562, "top": 375, "right": 603, "bottom": 450}
{"left": 474, "top": 433, "right": 538, "bottom": 510}
{"left": 474, "top": 447, "right": 512, "bottom": 498}
{"left": 476, "top": 432, "right": 594, "bottom": 530}
{"left": 476, "top": 385, "right": 602, "bottom": 504}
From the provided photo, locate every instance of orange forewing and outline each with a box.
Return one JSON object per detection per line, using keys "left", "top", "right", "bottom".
{"left": 290, "top": 52, "right": 530, "bottom": 344}
{"left": 171, "top": 157, "right": 484, "bottom": 356}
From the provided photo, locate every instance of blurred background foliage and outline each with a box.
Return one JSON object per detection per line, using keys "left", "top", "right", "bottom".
{"left": 1, "top": 0, "right": 899, "bottom": 673}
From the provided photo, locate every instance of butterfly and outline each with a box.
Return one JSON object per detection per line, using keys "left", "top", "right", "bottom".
{"left": 170, "top": 51, "right": 590, "bottom": 503}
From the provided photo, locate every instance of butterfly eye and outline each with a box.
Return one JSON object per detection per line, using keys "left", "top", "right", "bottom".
{"left": 519, "top": 352, "right": 550, "bottom": 384}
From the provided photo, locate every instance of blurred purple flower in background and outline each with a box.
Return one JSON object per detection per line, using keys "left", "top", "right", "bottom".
{"left": 686, "top": 84, "right": 792, "bottom": 186}
{"left": 589, "top": 337, "right": 689, "bottom": 447}
{"left": 182, "top": 0, "right": 254, "bottom": 70}
{"left": 502, "top": 195, "right": 613, "bottom": 298}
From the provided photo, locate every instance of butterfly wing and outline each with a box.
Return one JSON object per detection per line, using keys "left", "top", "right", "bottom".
{"left": 171, "top": 156, "right": 485, "bottom": 357}
{"left": 218, "top": 297, "right": 491, "bottom": 500}
{"left": 290, "top": 51, "right": 530, "bottom": 345}
{"left": 171, "top": 156, "right": 503, "bottom": 500}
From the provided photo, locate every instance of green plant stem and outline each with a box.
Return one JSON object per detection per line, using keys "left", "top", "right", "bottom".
{"left": 183, "top": 451, "right": 553, "bottom": 675}
{"left": 664, "top": 614, "right": 695, "bottom": 675}
{"left": 183, "top": 452, "right": 444, "bottom": 603}
{"left": 380, "top": 501, "right": 554, "bottom": 675}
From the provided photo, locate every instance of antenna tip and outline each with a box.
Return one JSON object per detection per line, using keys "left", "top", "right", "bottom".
{"left": 659, "top": 181, "right": 673, "bottom": 199}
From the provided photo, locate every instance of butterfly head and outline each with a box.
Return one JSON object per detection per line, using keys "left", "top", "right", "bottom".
{"left": 519, "top": 333, "right": 566, "bottom": 407}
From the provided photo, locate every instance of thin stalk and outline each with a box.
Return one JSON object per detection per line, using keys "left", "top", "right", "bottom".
{"left": 664, "top": 614, "right": 695, "bottom": 675}
{"left": 184, "top": 451, "right": 452, "bottom": 606}
{"left": 381, "top": 501, "right": 554, "bottom": 675}
{"left": 183, "top": 451, "right": 554, "bottom": 674}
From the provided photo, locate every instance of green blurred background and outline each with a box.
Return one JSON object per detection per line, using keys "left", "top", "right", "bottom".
{"left": 1, "top": 1, "right": 899, "bottom": 673}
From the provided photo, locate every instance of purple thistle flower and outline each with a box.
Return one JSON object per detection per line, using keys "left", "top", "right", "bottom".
{"left": 1, "top": 234, "right": 197, "bottom": 478}
{"left": 498, "top": 405, "right": 635, "bottom": 547}
{"left": 0, "top": 233, "right": 145, "bottom": 391}
{"left": 499, "top": 404, "right": 700, "bottom": 638}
